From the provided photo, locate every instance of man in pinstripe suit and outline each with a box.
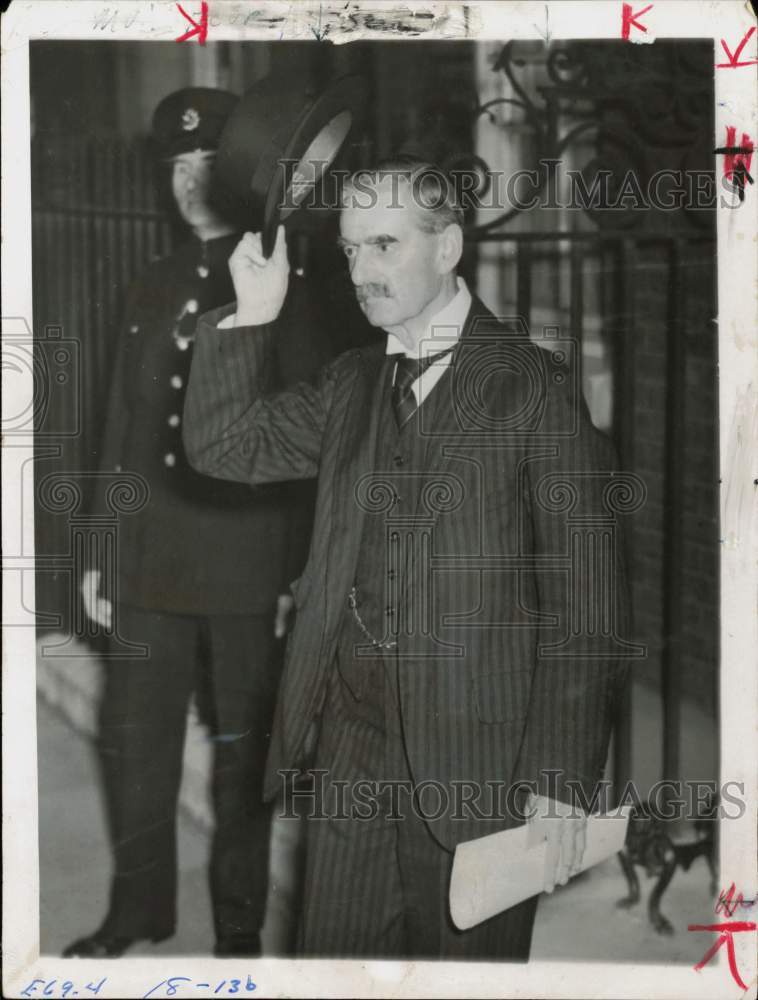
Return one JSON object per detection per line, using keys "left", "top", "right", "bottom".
{"left": 183, "top": 160, "right": 631, "bottom": 959}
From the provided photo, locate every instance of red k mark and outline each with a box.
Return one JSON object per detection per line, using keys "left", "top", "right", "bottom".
{"left": 688, "top": 920, "right": 757, "bottom": 992}
{"left": 176, "top": 1, "right": 208, "bottom": 44}
{"left": 717, "top": 26, "right": 758, "bottom": 69}
{"left": 621, "top": 3, "right": 653, "bottom": 41}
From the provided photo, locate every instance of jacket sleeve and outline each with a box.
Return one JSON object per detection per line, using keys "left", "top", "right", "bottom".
{"left": 183, "top": 304, "right": 337, "bottom": 486}
{"left": 272, "top": 277, "right": 335, "bottom": 592}
{"left": 513, "top": 390, "right": 632, "bottom": 811}
{"left": 278, "top": 480, "right": 317, "bottom": 592}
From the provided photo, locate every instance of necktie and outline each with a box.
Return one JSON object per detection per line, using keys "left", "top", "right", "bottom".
{"left": 391, "top": 348, "right": 453, "bottom": 429}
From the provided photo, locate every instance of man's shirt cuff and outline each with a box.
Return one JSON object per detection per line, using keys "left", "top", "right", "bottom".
{"left": 217, "top": 312, "right": 237, "bottom": 330}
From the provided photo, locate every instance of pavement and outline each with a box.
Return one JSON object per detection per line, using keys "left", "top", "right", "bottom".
{"left": 38, "top": 698, "right": 717, "bottom": 963}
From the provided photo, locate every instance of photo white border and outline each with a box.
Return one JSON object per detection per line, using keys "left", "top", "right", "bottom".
{"left": 2, "top": 2, "right": 756, "bottom": 997}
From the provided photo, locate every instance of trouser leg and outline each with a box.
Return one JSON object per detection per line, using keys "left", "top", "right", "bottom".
{"left": 296, "top": 642, "right": 540, "bottom": 960}
{"left": 297, "top": 658, "right": 406, "bottom": 957}
{"left": 202, "top": 614, "right": 281, "bottom": 946}
{"left": 392, "top": 766, "right": 539, "bottom": 959}
{"left": 98, "top": 606, "right": 197, "bottom": 939}
{"left": 384, "top": 663, "right": 540, "bottom": 960}
{"left": 397, "top": 826, "right": 539, "bottom": 959}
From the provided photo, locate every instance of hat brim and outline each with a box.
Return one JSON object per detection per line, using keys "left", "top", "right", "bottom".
{"left": 216, "top": 74, "right": 368, "bottom": 257}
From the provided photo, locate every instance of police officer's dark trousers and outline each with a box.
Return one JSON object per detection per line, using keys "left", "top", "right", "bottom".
{"left": 97, "top": 605, "right": 281, "bottom": 946}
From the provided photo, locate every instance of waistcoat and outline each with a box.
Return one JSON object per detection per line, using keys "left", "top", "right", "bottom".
{"left": 336, "top": 355, "right": 453, "bottom": 698}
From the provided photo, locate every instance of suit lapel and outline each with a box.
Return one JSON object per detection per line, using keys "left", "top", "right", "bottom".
{"left": 413, "top": 296, "right": 496, "bottom": 514}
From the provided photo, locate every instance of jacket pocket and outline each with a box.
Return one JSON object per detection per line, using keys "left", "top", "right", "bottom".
{"left": 472, "top": 668, "right": 533, "bottom": 724}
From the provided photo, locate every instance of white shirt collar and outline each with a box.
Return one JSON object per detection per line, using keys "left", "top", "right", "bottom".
{"left": 385, "top": 277, "right": 471, "bottom": 359}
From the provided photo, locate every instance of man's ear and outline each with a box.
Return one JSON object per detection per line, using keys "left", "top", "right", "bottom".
{"left": 437, "top": 223, "right": 464, "bottom": 275}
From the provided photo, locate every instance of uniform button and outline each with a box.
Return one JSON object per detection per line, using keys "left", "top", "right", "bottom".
{"left": 129, "top": 324, "right": 139, "bottom": 334}
{"left": 175, "top": 336, "right": 190, "bottom": 351}
{"left": 186, "top": 299, "right": 199, "bottom": 314}
{"left": 170, "top": 375, "right": 183, "bottom": 389}
{"left": 196, "top": 265, "right": 209, "bottom": 279}
{"left": 164, "top": 452, "right": 176, "bottom": 467}
{"left": 295, "top": 267, "right": 305, "bottom": 277}
{"left": 393, "top": 455, "right": 404, "bottom": 467}
{"left": 168, "top": 414, "right": 181, "bottom": 428}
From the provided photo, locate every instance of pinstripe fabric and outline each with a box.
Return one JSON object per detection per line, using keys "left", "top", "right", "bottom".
{"left": 184, "top": 298, "right": 631, "bottom": 853}
{"left": 296, "top": 647, "right": 539, "bottom": 958}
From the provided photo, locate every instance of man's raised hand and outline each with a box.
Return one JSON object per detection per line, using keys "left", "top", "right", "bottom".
{"left": 229, "top": 225, "right": 289, "bottom": 327}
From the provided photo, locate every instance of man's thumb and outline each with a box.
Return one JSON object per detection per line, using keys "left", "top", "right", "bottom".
{"left": 273, "top": 225, "right": 288, "bottom": 266}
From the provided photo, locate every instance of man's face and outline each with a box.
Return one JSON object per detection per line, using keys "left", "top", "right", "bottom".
{"left": 338, "top": 177, "right": 446, "bottom": 332}
{"left": 171, "top": 150, "right": 220, "bottom": 229}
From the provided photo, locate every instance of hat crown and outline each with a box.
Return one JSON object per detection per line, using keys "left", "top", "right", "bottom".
{"left": 214, "top": 73, "right": 368, "bottom": 254}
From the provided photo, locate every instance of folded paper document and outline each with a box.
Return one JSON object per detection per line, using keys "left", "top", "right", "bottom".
{"left": 449, "top": 807, "right": 631, "bottom": 930}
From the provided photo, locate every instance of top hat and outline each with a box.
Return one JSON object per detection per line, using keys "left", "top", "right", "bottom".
{"left": 152, "top": 87, "right": 238, "bottom": 159}
{"left": 215, "top": 73, "right": 368, "bottom": 256}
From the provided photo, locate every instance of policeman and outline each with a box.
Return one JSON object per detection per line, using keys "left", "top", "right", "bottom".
{"left": 64, "top": 87, "right": 319, "bottom": 958}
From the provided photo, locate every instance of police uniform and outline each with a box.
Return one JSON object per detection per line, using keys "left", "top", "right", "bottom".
{"left": 65, "top": 89, "right": 327, "bottom": 958}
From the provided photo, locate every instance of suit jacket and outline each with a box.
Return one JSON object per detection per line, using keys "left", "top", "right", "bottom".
{"left": 183, "top": 294, "right": 632, "bottom": 848}
{"left": 92, "top": 233, "right": 329, "bottom": 616}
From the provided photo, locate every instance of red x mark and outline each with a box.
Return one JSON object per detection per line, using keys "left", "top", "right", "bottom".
{"left": 717, "top": 26, "right": 758, "bottom": 69}
{"left": 688, "top": 920, "right": 756, "bottom": 991}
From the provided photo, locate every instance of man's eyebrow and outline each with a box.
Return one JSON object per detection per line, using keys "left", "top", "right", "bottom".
{"left": 336, "top": 234, "right": 399, "bottom": 249}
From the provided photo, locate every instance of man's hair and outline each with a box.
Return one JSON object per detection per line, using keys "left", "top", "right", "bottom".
{"left": 343, "top": 155, "right": 464, "bottom": 234}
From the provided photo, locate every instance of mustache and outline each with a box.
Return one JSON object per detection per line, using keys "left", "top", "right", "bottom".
{"left": 356, "top": 284, "right": 390, "bottom": 302}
